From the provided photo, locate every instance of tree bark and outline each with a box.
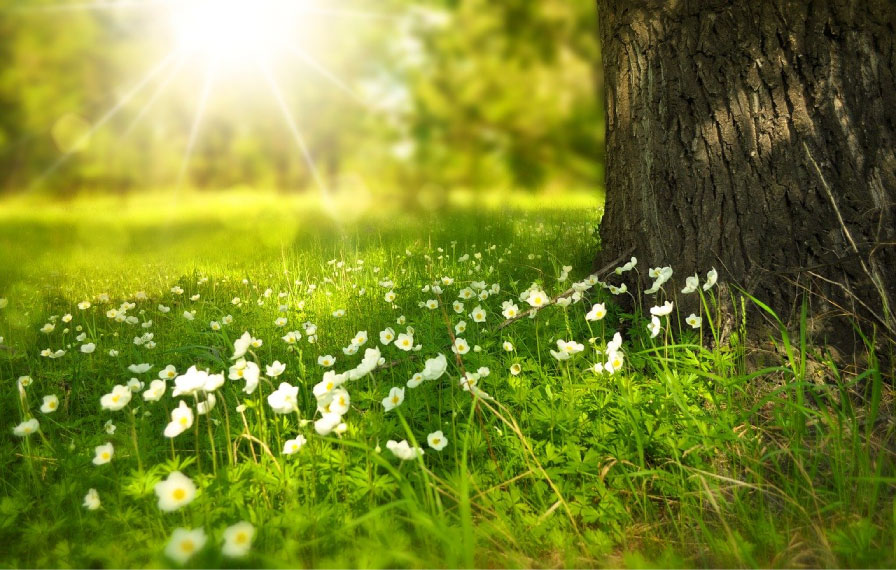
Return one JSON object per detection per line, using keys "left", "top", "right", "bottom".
{"left": 594, "top": 0, "right": 896, "bottom": 343}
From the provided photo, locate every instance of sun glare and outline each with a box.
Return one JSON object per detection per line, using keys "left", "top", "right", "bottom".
{"left": 172, "top": 0, "right": 294, "bottom": 66}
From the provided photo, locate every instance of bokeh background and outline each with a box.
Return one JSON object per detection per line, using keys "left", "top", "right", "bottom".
{"left": 0, "top": 0, "right": 603, "bottom": 201}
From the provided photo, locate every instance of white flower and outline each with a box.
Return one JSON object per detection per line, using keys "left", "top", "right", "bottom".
{"left": 319, "top": 386, "right": 351, "bottom": 417}
{"left": 395, "top": 333, "right": 414, "bottom": 351}
{"left": 77, "top": 301, "right": 91, "bottom": 310}
{"left": 703, "top": 268, "right": 718, "bottom": 291}
{"left": 92, "top": 442, "right": 114, "bottom": 465}
{"left": 40, "top": 395, "right": 59, "bottom": 413}
{"left": 501, "top": 303, "right": 519, "bottom": 319}
{"left": 406, "top": 373, "right": 424, "bottom": 388}
{"left": 104, "top": 419, "right": 116, "bottom": 434}
{"left": 182, "top": 310, "right": 195, "bottom": 321}
{"left": 425, "top": 299, "right": 439, "bottom": 310}
{"left": 427, "top": 430, "right": 448, "bottom": 451}
{"left": 346, "top": 348, "right": 381, "bottom": 380}
{"left": 40, "top": 323, "right": 55, "bottom": 334}
{"left": 469, "top": 305, "right": 486, "bottom": 323}
{"left": 332, "top": 309, "right": 346, "bottom": 318}
{"left": 650, "top": 301, "right": 674, "bottom": 317}
{"left": 158, "top": 304, "right": 171, "bottom": 313}
{"left": 604, "top": 351, "right": 625, "bottom": 374}
{"left": 454, "top": 320, "right": 467, "bottom": 335}
{"left": 171, "top": 286, "right": 184, "bottom": 295}
{"left": 83, "top": 488, "right": 101, "bottom": 510}
{"left": 232, "top": 331, "right": 253, "bottom": 360}
{"left": 452, "top": 338, "right": 470, "bottom": 355}
{"left": 382, "top": 386, "right": 405, "bottom": 411}
{"left": 143, "top": 380, "right": 166, "bottom": 402}
{"left": 342, "top": 344, "right": 359, "bottom": 356}
{"left": 80, "top": 342, "right": 96, "bottom": 354}
{"left": 13, "top": 418, "right": 39, "bottom": 437}
{"left": 645, "top": 266, "right": 674, "bottom": 295}
{"left": 550, "top": 339, "right": 585, "bottom": 361}
{"left": 222, "top": 521, "right": 255, "bottom": 558}
{"left": 282, "top": 436, "right": 308, "bottom": 455}
{"left": 229, "top": 359, "right": 260, "bottom": 394}
{"left": 421, "top": 353, "right": 448, "bottom": 381}
{"left": 314, "top": 413, "right": 342, "bottom": 436}
{"left": 157, "top": 365, "right": 177, "bottom": 380}
{"left": 386, "top": 439, "right": 424, "bottom": 460}
{"left": 452, "top": 300, "right": 464, "bottom": 314}
{"left": 686, "top": 313, "right": 702, "bottom": 329}
{"left": 607, "top": 331, "right": 624, "bottom": 354}
{"left": 165, "top": 527, "right": 206, "bottom": 565}
{"left": 266, "top": 360, "right": 286, "bottom": 377}
{"left": 352, "top": 330, "right": 368, "bottom": 346}
{"left": 525, "top": 289, "right": 549, "bottom": 308}
{"left": 100, "top": 385, "right": 132, "bottom": 411}
{"left": 608, "top": 283, "right": 628, "bottom": 295}
{"left": 585, "top": 303, "right": 607, "bottom": 321}
{"left": 155, "top": 471, "right": 197, "bottom": 512}
{"left": 128, "top": 363, "right": 152, "bottom": 374}
{"left": 510, "top": 363, "right": 522, "bottom": 376}
{"left": 164, "top": 401, "right": 194, "bottom": 438}
{"left": 379, "top": 328, "right": 395, "bottom": 345}
{"left": 171, "top": 366, "right": 207, "bottom": 397}
{"left": 647, "top": 316, "right": 662, "bottom": 338}
{"left": 681, "top": 274, "right": 699, "bottom": 294}
{"left": 268, "top": 382, "right": 299, "bottom": 414}
{"left": 614, "top": 256, "right": 637, "bottom": 274}
{"left": 317, "top": 355, "right": 336, "bottom": 368}
{"left": 197, "top": 393, "right": 217, "bottom": 415}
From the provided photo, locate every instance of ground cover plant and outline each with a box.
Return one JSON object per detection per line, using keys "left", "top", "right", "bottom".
{"left": 1, "top": 190, "right": 893, "bottom": 568}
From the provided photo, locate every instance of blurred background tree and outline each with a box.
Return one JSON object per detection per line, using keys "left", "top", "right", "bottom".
{"left": 0, "top": 0, "right": 603, "bottom": 197}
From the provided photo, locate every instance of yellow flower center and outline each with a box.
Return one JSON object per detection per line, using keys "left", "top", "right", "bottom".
{"left": 180, "top": 417, "right": 188, "bottom": 426}
{"left": 392, "top": 396, "right": 399, "bottom": 404}
{"left": 235, "top": 532, "right": 248, "bottom": 544}
{"left": 180, "top": 539, "right": 195, "bottom": 553}
{"left": 432, "top": 438, "right": 440, "bottom": 445}
{"left": 172, "top": 488, "right": 186, "bottom": 501}
{"left": 102, "top": 452, "right": 110, "bottom": 460}
{"left": 112, "top": 396, "right": 120, "bottom": 402}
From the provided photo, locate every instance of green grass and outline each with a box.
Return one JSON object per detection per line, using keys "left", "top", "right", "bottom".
{"left": 0, "top": 189, "right": 893, "bottom": 568}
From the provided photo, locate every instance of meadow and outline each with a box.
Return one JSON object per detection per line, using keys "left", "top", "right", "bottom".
{"left": 0, "top": 189, "right": 893, "bottom": 568}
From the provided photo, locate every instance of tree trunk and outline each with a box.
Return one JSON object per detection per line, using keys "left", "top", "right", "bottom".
{"left": 595, "top": 0, "right": 896, "bottom": 344}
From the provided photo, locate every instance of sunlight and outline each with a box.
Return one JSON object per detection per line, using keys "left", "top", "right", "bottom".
{"left": 171, "top": 0, "right": 294, "bottom": 68}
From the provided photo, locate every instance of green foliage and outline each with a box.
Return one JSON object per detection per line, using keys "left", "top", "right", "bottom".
{"left": 0, "top": 0, "right": 602, "bottom": 194}
{"left": 0, "top": 191, "right": 892, "bottom": 568}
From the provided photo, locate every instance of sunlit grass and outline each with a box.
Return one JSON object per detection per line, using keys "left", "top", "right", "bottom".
{"left": 0, "top": 189, "right": 892, "bottom": 568}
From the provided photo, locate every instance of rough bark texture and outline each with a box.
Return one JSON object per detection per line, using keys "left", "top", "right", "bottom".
{"left": 595, "top": 0, "right": 896, "bottom": 343}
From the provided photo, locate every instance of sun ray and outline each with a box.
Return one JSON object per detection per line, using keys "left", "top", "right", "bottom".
{"left": 279, "top": 42, "right": 370, "bottom": 108}
{"left": 258, "top": 59, "right": 328, "bottom": 197}
{"left": 34, "top": 51, "right": 178, "bottom": 187}
{"left": 176, "top": 62, "right": 216, "bottom": 188}
{"left": 123, "top": 55, "right": 186, "bottom": 136}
